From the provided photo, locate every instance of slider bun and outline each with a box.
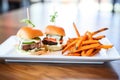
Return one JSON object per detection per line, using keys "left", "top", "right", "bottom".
{"left": 45, "top": 25, "right": 65, "bottom": 36}
{"left": 45, "top": 45, "right": 63, "bottom": 51}
{"left": 17, "top": 26, "right": 43, "bottom": 39}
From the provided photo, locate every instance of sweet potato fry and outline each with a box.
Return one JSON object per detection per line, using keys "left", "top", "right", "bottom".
{"left": 75, "top": 38, "right": 82, "bottom": 50}
{"left": 74, "top": 43, "right": 101, "bottom": 53}
{"left": 99, "top": 45, "right": 113, "bottom": 49}
{"left": 92, "top": 28, "right": 108, "bottom": 35}
{"left": 93, "top": 35, "right": 105, "bottom": 40}
{"left": 86, "top": 31, "right": 93, "bottom": 40}
{"left": 62, "top": 39, "right": 78, "bottom": 54}
{"left": 85, "top": 49, "right": 94, "bottom": 56}
{"left": 67, "top": 52, "right": 81, "bottom": 56}
{"left": 69, "top": 45, "right": 76, "bottom": 52}
{"left": 75, "top": 35, "right": 87, "bottom": 50}
{"left": 68, "top": 38, "right": 78, "bottom": 41}
{"left": 73, "top": 22, "right": 80, "bottom": 37}
{"left": 81, "top": 50, "right": 86, "bottom": 56}
{"left": 90, "top": 49, "right": 100, "bottom": 56}
{"left": 66, "top": 38, "right": 77, "bottom": 45}
{"left": 82, "top": 40, "right": 99, "bottom": 45}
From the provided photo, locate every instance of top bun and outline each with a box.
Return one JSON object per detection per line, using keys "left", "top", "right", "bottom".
{"left": 45, "top": 25, "right": 65, "bottom": 36}
{"left": 17, "top": 26, "right": 43, "bottom": 39}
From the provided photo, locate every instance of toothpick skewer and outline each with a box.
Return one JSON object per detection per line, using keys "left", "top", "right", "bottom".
{"left": 27, "top": 8, "right": 30, "bottom": 20}
{"left": 73, "top": 22, "right": 80, "bottom": 37}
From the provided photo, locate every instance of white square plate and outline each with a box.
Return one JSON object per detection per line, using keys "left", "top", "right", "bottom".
{"left": 0, "top": 36, "right": 120, "bottom": 64}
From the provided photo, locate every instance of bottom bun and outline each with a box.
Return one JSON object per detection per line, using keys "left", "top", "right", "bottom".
{"left": 45, "top": 45, "right": 63, "bottom": 51}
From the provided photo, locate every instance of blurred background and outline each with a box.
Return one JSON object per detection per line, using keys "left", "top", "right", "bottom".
{"left": 0, "top": 0, "right": 120, "bottom": 14}
{"left": 0, "top": 0, "right": 120, "bottom": 52}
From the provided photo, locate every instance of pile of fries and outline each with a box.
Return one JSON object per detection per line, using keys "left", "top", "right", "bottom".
{"left": 62, "top": 23, "right": 113, "bottom": 56}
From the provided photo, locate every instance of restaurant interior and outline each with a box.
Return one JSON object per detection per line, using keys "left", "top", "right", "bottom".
{"left": 0, "top": 0, "right": 120, "bottom": 80}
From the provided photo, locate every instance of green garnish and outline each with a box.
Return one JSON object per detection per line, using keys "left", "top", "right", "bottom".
{"left": 22, "top": 41, "right": 35, "bottom": 44}
{"left": 21, "top": 19, "right": 35, "bottom": 27}
{"left": 50, "top": 11, "right": 58, "bottom": 23}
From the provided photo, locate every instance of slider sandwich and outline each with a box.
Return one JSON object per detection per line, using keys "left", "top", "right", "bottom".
{"left": 17, "top": 26, "right": 43, "bottom": 52}
{"left": 42, "top": 25, "right": 65, "bottom": 51}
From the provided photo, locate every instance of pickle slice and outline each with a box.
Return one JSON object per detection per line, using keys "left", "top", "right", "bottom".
{"left": 22, "top": 41, "right": 35, "bottom": 44}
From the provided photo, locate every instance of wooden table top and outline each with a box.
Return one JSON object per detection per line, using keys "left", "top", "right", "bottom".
{"left": 0, "top": 62, "right": 118, "bottom": 80}
{"left": 0, "top": 2, "right": 120, "bottom": 80}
